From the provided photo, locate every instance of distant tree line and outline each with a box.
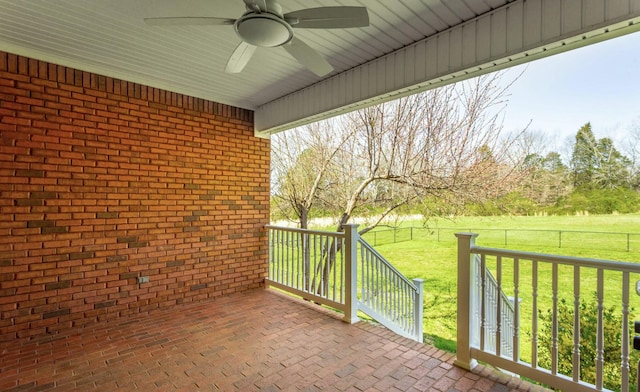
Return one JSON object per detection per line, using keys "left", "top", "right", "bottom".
{"left": 483, "top": 122, "right": 640, "bottom": 216}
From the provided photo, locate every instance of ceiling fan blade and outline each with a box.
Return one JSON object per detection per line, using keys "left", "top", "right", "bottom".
{"left": 283, "top": 37, "right": 333, "bottom": 77}
{"left": 225, "top": 41, "right": 257, "bottom": 73}
{"left": 144, "top": 17, "right": 235, "bottom": 26}
{"left": 284, "top": 7, "right": 369, "bottom": 29}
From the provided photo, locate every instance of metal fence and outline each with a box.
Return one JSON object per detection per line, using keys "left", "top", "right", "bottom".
{"left": 363, "top": 226, "right": 640, "bottom": 253}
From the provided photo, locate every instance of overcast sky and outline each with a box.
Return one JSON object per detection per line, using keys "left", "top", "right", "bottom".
{"left": 499, "top": 30, "right": 640, "bottom": 153}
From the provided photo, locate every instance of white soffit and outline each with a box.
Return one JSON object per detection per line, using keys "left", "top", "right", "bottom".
{"left": 0, "top": 1, "right": 639, "bottom": 136}
{"left": 255, "top": 0, "right": 640, "bottom": 136}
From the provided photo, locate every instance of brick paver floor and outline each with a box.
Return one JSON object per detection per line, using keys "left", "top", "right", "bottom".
{"left": 0, "top": 288, "right": 550, "bottom": 391}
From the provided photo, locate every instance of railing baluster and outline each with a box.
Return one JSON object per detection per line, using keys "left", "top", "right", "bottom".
{"left": 372, "top": 248, "right": 376, "bottom": 308}
{"left": 572, "top": 265, "right": 580, "bottom": 382}
{"left": 480, "top": 254, "right": 486, "bottom": 352}
{"left": 365, "top": 246, "right": 370, "bottom": 305}
{"left": 513, "top": 257, "right": 519, "bottom": 362}
{"left": 379, "top": 251, "right": 383, "bottom": 313}
{"left": 274, "top": 233, "right": 284, "bottom": 281}
{"left": 384, "top": 257, "right": 388, "bottom": 315}
{"left": 393, "top": 274, "right": 398, "bottom": 323}
{"left": 376, "top": 249, "right": 380, "bottom": 311}
{"left": 398, "top": 276, "right": 402, "bottom": 324}
{"left": 384, "top": 257, "right": 387, "bottom": 315}
{"left": 596, "top": 268, "right": 604, "bottom": 389}
{"left": 496, "top": 256, "right": 502, "bottom": 358}
{"left": 404, "top": 281, "right": 409, "bottom": 330}
{"left": 328, "top": 235, "right": 333, "bottom": 300}
{"left": 289, "top": 231, "right": 294, "bottom": 288}
{"left": 289, "top": 230, "right": 294, "bottom": 286}
{"left": 621, "top": 271, "right": 630, "bottom": 392}
{"left": 319, "top": 234, "right": 324, "bottom": 297}
{"left": 531, "top": 260, "right": 538, "bottom": 369}
{"left": 286, "top": 230, "right": 291, "bottom": 285}
{"left": 322, "top": 235, "right": 328, "bottom": 297}
{"left": 339, "top": 236, "right": 343, "bottom": 302}
{"left": 332, "top": 235, "right": 337, "bottom": 301}
{"left": 311, "top": 233, "right": 318, "bottom": 294}
{"left": 472, "top": 255, "right": 481, "bottom": 347}
{"left": 395, "top": 275, "right": 400, "bottom": 323}
{"left": 268, "top": 230, "right": 272, "bottom": 278}
{"left": 298, "top": 231, "right": 302, "bottom": 289}
{"left": 299, "top": 232, "right": 305, "bottom": 290}
{"left": 277, "top": 229, "right": 282, "bottom": 284}
{"left": 286, "top": 230, "right": 291, "bottom": 287}
{"left": 359, "top": 245, "right": 364, "bottom": 302}
{"left": 532, "top": 260, "right": 538, "bottom": 368}
{"left": 552, "top": 263, "right": 558, "bottom": 375}
{"left": 341, "top": 236, "right": 344, "bottom": 301}
{"left": 291, "top": 233, "right": 304, "bottom": 289}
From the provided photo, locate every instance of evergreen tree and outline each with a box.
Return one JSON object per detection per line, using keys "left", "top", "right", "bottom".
{"left": 570, "top": 123, "right": 598, "bottom": 189}
{"left": 594, "top": 137, "right": 631, "bottom": 189}
{"left": 542, "top": 152, "right": 566, "bottom": 173}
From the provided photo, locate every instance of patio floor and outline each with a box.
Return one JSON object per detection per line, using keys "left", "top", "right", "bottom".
{"left": 1, "top": 288, "right": 549, "bottom": 391}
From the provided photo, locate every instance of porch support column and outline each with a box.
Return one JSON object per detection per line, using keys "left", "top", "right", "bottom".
{"left": 343, "top": 224, "right": 360, "bottom": 324}
{"left": 413, "top": 278, "right": 425, "bottom": 343}
{"left": 454, "top": 232, "right": 479, "bottom": 370}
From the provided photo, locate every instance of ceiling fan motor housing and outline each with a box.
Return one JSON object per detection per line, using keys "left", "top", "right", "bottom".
{"left": 235, "top": 1, "right": 293, "bottom": 47}
{"left": 234, "top": 12, "right": 293, "bottom": 47}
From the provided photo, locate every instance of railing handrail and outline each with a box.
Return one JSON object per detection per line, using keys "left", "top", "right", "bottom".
{"left": 358, "top": 238, "right": 418, "bottom": 290}
{"left": 470, "top": 244, "right": 640, "bottom": 272}
{"left": 265, "top": 224, "right": 346, "bottom": 238}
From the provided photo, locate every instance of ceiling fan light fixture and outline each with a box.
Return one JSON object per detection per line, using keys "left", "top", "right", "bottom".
{"left": 234, "top": 13, "right": 293, "bottom": 47}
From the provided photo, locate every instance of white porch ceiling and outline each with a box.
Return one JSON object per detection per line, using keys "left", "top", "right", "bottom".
{"left": 0, "top": 0, "right": 639, "bottom": 135}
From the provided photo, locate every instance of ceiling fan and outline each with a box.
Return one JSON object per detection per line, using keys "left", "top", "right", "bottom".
{"left": 144, "top": 0, "right": 369, "bottom": 77}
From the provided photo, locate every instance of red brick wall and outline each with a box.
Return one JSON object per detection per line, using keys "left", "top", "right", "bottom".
{"left": 0, "top": 52, "right": 270, "bottom": 341}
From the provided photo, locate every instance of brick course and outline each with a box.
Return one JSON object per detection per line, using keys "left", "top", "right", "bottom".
{"left": 0, "top": 51, "right": 270, "bottom": 340}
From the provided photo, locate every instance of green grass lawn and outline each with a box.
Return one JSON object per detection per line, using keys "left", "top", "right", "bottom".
{"left": 365, "top": 214, "right": 640, "bottom": 353}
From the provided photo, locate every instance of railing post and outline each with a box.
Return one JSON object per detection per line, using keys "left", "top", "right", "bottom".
{"left": 454, "top": 232, "right": 479, "bottom": 371}
{"left": 343, "top": 223, "right": 360, "bottom": 324}
{"left": 413, "top": 278, "right": 424, "bottom": 343}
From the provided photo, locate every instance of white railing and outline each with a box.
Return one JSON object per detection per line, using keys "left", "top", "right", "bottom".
{"left": 266, "top": 225, "right": 357, "bottom": 321}
{"left": 456, "top": 233, "right": 640, "bottom": 392}
{"left": 358, "top": 238, "right": 424, "bottom": 342}
{"left": 266, "top": 224, "right": 424, "bottom": 342}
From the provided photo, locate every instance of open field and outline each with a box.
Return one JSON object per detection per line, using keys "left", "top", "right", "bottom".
{"left": 365, "top": 214, "right": 640, "bottom": 353}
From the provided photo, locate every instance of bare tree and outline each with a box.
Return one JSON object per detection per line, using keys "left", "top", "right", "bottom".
{"left": 271, "top": 119, "right": 354, "bottom": 228}
{"left": 271, "top": 72, "right": 525, "bottom": 292}
{"left": 622, "top": 117, "right": 640, "bottom": 188}
{"left": 321, "top": 72, "right": 524, "bottom": 233}
{"left": 272, "top": 72, "right": 523, "bottom": 232}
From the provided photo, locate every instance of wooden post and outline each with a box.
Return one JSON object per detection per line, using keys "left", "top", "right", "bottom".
{"left": 454, "top": 233, "right": 478, "bottom": 370}
{"left": 413, "top": 278, "right": 424, "bottom": 343}
{"left": 343, "top": 224, "right": 360, "bottom": 324}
